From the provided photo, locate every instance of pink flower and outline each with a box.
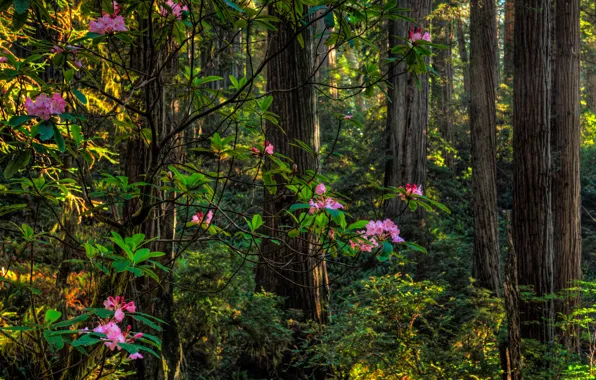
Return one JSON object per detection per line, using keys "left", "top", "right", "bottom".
{"left": 50, "top": 45, "right": 64, "bottom": 54}
{"left": 103, "top": 296, "right": 136, "bottom": 322}
{"left": 399, "top": 183, "right": 423, "bottom": 201}
{"left": 344, "top": 115, "right": 352, "bottom": 120}
{"left": 114, "top": 308, "right": 125, "bottom": 322}
{"left": 0, "top": 57, "right": 7, "bottom": 63}
{"left": 73, "top": 60, "right": 83, "bottom": 69}
{"left": 160, "top": 0, "right": 188, "bottom": 20}
{"left": 93, "top": 321, "right": 125, "bottom": 351}
{"left": 315, "top": 183, "right": 326, "bottom": 195}
{"left": 25, "top": 93, "right": 67, "bottom": 120}
{"left": 191, "top": 210, "right": 213, "bottom": 226}
{"left": 328, "top": 229, "right": 335, "bottom": 240}
{"left": 251, "top": 146, "right": 260, "bottom": 156}
{"left": 129, "top": 352, "right": 144, "bottom": 360}
{"left": 264, "top": 141, "right": 274, "bottom": 155}
{"left": 351, "top": 218, "right": 404, "bottom": 252}
{"left": 90, "top": 4, "right": 127, "bottom": 35}
{"left": 409, "top": 27, "right": 431, "bottom": 44}
{"left": 323, "top": 197, "right": 343, "bottom": 210}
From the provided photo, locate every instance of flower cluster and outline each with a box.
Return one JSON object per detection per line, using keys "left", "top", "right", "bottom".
{"left": 82, "top": 297, "right": 143, "bottom": 360}
{"left": 252, "top": 141, "right": 274, "bottom": 156}
{"left": 191, "top": 210, "right": 213, "bottom": 227}
{"left": 408, "top": 27, "right": 431, "bottom": 45}
{"left": 90, "top": 2, "right": 127, "bottom": 35}
{"left": 308, "top": 183, "right": 344, "bottom": 214}
{"left": 399, "top": 183, "right": 423, "bottom": 201}
{"left": 160, "top": 0, "right": 188, "bottom": 20}
{"left": 350, "top": 219, "right": 404, "bottom": 252}
{"left": 0, "top": 57, "right": 7, "bottom": 63}
{"left": 25, "top": 93, "right": 67, "bottom": 120}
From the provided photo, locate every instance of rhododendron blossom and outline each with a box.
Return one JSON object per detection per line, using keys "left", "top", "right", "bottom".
{"left": 103, "top": 295, "right": 136, "bottom": 322}
{"left": 160, "top": 0, "right": 188, "bottom": 20}
{"left": 399, "top": 183, "right": 423, "bottom": 200}
{"left": 50, "top": 45, "right": 64, "bottom": 54}
{"left": 350, "top": 219, "right": 404, "bottom": 253}
{"left": 308, "top": 183, "right": 344, "bottom": 214}
{"left": 409, "top": 27, "right": 431, "bottom": 45}
{"left": 25, "top": 93, "right": 67, "bottom": 120}
{"left": 129, "top": 352, "right": 144, "bottom": 360}
{"left": 191, "top": 210, "right": 213, "bottom": 226}
{"left": 0, "top": 57, "right": 7, "bottom": 63}
{"left": 252, "top": 141, "right": 274, "bottom": 156}
{"left": 90, "top": 2, "right": 127, "bottom": 34}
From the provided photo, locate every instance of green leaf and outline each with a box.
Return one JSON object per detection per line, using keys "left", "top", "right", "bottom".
{"left": 118, "top": 342, "right": 141, "bottom": 354}
{"left": 4, "top": 150, "right": 31, "bottom": 179}
{"left": 289, "top": 203, "right": 311, "bottom": 212}
{"left": 12, "top": 9, "right": 28, "bottom": 30}
{"left": 1, "top": 326, "right": 34, "bottom": 331}
{"left": 85, "top": 308, "right": 115, "bottom": 318}
{"left": 53, "top": 124, "right": 65, "bottom": 152}
{"left": 131, "top": 315, "right": 162, "bottom": 331}
{"left": 288, "top": 229, "right": 300, "bottom": 238}
{"left": 72, "top": 333, "right": 103, "bottom": 347}
{"left": 250, "top": 214, "right": 263, "bottom": 231}
{"left": 71, "top": 124, "right": 82, "bottom": 145}
{"left": 38, "top": 121, "right": 54, "bottom": 140}
{"left": 44, "top": 329, "right": 65, "bottom": 350}
{"left": 53, "top": 313, "right": 89, "bottom": 328}
{"left": 12, "top": 0, "right": 29, "bottom": 14}
{"left": 173, "top": 21, "right": 186, "bottom": 45}
{"left": 8, "top": 115, "right": 35, "bottom": 126}
{"left": 225, "top": 0, "right": 245, "bottom": 13}
{"left": 347, "top": 220, "right": 369, "bottom": 230}
{"left": 133, "top": 248, "right": 165, "bottom": 264}
{"left": 72, "top": 89, "right": 87, "bottom": 104}
{"left": 44, "top": 309, "right": 62, "bottom": 325}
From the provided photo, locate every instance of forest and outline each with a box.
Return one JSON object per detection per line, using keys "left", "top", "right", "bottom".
{"left": 0, "top": 0, "right": 594, "bottom": 378}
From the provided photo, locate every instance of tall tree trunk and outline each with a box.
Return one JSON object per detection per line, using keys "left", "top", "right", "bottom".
{"left": 552, "top": 0, "right": 581, "bottom": 351}
{"left": 255, "top": 5, "right": 328, "bottom": 325}
{"left": 385, "top": 0, "right": 431, "bottom": 219}
{"left": 503, "top": 0, "right": 514, "bottom": 83}
{"left": 432, "top": 0, "right": 455, "bottom": 171}
{"left": 504, "top": 212, "right": 523, "bottom": 379}
{"left": 470, "top": 0, "right": 501, "bottom": 295}
{"left": 456, "top": 17, "right": 470, "bottom": 107}
{"left": 513, "top": 0, "right": 554, "bottom": 344}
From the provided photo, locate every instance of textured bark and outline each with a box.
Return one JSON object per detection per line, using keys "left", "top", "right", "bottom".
{"left": 513, "top": 0, "right": 554, "bottom": 343}
{"left": 503, "top": 0, "right": 514, "bottom": 83}
{"left": 432, "top": 0, "right": 455, "bottom": 171}
{"left": 470, "top": 0, "right": 501, "bottom": 296}
{"left": 504, "top": 212, "right": 523, "bottom": 380}
{"left": 552, "top": 0, "right": 581, "bottom": 351}
{"left": 456, "top": 17, "right": 470, "bottom": 106}
{"left": 255, "top": 5, "right": 328, "bottom": 324}
{"left": 385, "top": 0, "right": 431, "bottom": 219}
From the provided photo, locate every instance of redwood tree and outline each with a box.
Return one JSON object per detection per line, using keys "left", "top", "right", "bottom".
{"left": 552, "top": 0, "right": 582, "bottom": 350}
{"left": 513, "top": 0, "right": 554, "bottom": 343}
{"left": 470, "top": 0, "right": 501, "bottom": 295}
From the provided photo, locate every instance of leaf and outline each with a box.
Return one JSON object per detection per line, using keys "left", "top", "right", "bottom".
{"left": 72, "top": 89, "right": 87, "bottom": 104}
{"left": 4, "top": 150, "right": 31, "bottom": 179}
{"left": 12, "top": 0, "right": 29, "bottom": 14}
{"left": 44, "top": 309, "right": 62, "bottom": 325}
{"left": 38, "top": 121, "right": 54, "bottom": 140}
{"left": 1, "top": 326, "right": 34, "bottom": 331}
{"left": 53, "top": 124, "right": 65, "bottom": 152}
{"left": 72, "top": 333, "right": 103, "bottom": 347}
{"left": 71, "top": 124, "right": 82, "bottom": 145}
{"left": 12, "top": 9, "right": 28, "bottom": 30}
{"left": 225, "top": 0, "right": 245, "bottom": 13}
{"left": 133, "top": 248, "right": 165, "bottom": 264}
{"left": 53, "top": 313, "right": 89, "bottom": 328}
{"left": 289, "top": 203, "right": 311, "bottom": 212}
{"left": 288, "top": 228, "right": 300, "bottom": 238}
{"left": 85, "top": 308, "right": 115, "bottom": 318}
{"left": 348, "top": 220, "right": 369, "bottom": 231}
{"left": 131, "top": 315, "right": 162, "bottom": 331}
{"left": 251, "top": 214, "right": 263, "bottom": 231}
{"left": 118, "top": 342, "right": 141, "bottom": 354}
{"left": 173, "top": 21, "right": 186, "bottom": 45}
{"left": 8, "top": 115, "right": 35, "bottom": 126}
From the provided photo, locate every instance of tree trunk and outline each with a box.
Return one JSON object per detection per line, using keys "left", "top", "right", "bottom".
{"left": 504, "top": 212, "right": 523, "bottom": 380}
{"left": 513, "top": 0, "right": 554, "bottom": 344}
{"left": 552, "top": 0, "right": 581, "bottom": 351}
{"left": 432, "top": 0, "right": 455, "bottom": 171}
{"left": 470, "top": 0, "right": 501, "bottom": 296}
{"left": 503, "top": 0, "right": 514, "bottom": 83}
{"left": 255, "top": 5, "right": 328, "bottom": 325}
{"left": 456, "top": 17, "right": 470, "bottom": 107}
{"left": 385, "top": 0, "right": 431, "bottom": 219}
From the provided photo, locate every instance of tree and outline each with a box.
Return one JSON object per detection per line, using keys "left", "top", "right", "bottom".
{"left": 254, "top": 4, "right": 328, "bottom": 324}
{"left": 385, "top": 0, "right": 432, "bottom": 219}
{"left": 470, "top": 0, "right": 500, "bottom": 295}
{"left": 513, "top": 0, "right": 554, "bottom": 343}
{"left": 503, "top": 0, "right": 515, "bottom": 82}
{"left": 432, "top": 0, "right": 455, "bottom": 171}
{"left": 552, "top": 0, "right": 582, "bottom": 350}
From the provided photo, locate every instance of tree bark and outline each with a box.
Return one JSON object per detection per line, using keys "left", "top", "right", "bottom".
{"left": 432, "top": 0, "right": 455, "bottom": 171}
{"left": 456, "top": 17, "right": 470, "bottom": 107}
{"left": 504, "top": 212, "right": 523, "bottom": 380}
{"left": 470, "top": 0, "right": 501, "bottom": 296}
{"left": 503, "top": 0, "right": 515, "bottom": 83}
{"left": 255, "top": 4, "right": 328, "bottom": 325}
{"left": 513, "top": 0, "right": 554, "bottom": 344}
{"left": 385, "top": 0, "right": 431, "bottom": 219}
{"left": 552, "top": 0, "right": 581, "bottom": 351}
